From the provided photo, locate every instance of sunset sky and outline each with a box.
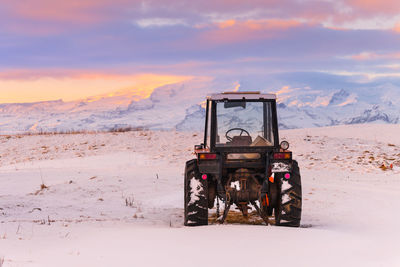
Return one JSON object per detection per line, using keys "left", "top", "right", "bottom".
{"left": 1, "top": 0, "right": 400, "bottom": 103}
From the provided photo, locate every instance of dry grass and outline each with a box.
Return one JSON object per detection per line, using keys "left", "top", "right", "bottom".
{"left": 1, "top": 126, "right": 148, "bottom": 137}
{"left": 125, "top": 197, "right": 135, "bottom": 207}
{"left": 380, "top": 164, "right": 389, "bottom": 171}
{"left": 40, "top": 183, "right": 48, "bottom": 190}
{"left": 33, "top": 183, "right": 49, "bottom": 195}
{"left": 109, "top": 126, "right": 147, "bottom": 133}
{"left": 208, "top": 210, "right": 270, "bottom": 225}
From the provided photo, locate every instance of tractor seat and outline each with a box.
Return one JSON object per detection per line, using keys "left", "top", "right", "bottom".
{"left": 230, "top": 136, "right": 252, "bottom": 146}
{"left": 250, "top": 136, "right": 273, "bottom": 146}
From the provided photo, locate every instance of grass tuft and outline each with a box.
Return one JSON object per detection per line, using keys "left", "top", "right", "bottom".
{"left": 125, "top": 197, "right": 135, "bottom": 207}
{"left": 40, "top": 183, "right": 48, "bottom": 190}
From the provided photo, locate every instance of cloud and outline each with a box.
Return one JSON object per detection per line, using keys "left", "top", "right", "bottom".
{"left": 2, "top": 0, "right": 400, "bottom": 93}
{"left": 395, "top": 22, "right": 400, "bottom": 33}
{"left": 348, "top": 51, "right": 400, "bottom": 61}
{"left": 132, "top": 0, "right": 400, "bottom": 31}
{"left": 3, "top": 0, "right": 400, "bottom": 36}
{"left": 194, "top": 19, "right": 304, "bottom": 46}
{"left": 218, "top": 19, "right": 236, "bottom": 29}
{"left": 135, "top": 18, "right": 188, "bottom": 28}
{"left": 3, "top": 0, "right": 135, "bottom": 22}
{"left": 0, "top": 0, "right": 135, "bottom": 34}
{"left": 344, "top": 0, "right": 400, "bottom": 15}
{"left": 0, "top": 69, "right": 192, "bottom": 103}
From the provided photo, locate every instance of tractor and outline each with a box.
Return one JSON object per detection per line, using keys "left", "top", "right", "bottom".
{"left": 184, "top": 92, "right": 302, "bottom": 227}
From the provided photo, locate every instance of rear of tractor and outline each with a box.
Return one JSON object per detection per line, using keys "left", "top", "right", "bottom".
{"left": 184, "top": 92, "right": 302, "bottom": 227}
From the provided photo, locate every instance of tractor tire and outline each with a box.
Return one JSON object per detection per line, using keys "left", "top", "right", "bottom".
{"left": 275, "top": 160, "right": 302, "bottom": 227}
{"left": 184, "top": 159, "right": 208, "bottom": 226}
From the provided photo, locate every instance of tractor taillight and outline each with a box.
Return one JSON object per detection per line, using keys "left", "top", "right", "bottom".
{"left": 198, "top": 153, "right": 217, "bottom": 160}
{"left": 273, "top": 152, "right": 291, "bottom": 160}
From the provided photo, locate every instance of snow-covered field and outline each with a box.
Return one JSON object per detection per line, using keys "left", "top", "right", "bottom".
{"left": 1, "top": 124, "right": 400, "bottom": 267}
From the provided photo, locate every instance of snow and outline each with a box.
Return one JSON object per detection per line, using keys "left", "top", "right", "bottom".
{"left": 281, "top": 180, "right": 292, "bottom": 191}
{"left": 230, "top": 181, "right": 240, "bottom": 190}
{"left": 272, "top": 162, "right": 291, "bottom": 172}
{"left": 188, "top": 178, "right": 202, "bottom": 205}
{"left": 1, "top": 124, "right": 400, "bottom": 266}
{"left": 281, "top": 193, "right": 291, "bottom": 204}
{"left": 1, "top": 80, "right": 400, "bottom": 134}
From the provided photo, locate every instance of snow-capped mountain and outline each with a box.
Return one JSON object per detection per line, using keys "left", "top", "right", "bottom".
{"left": 1, "top": 78, "right": 400, "bottom": 134}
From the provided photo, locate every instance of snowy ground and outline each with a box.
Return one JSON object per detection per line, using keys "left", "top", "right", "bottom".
{"left": 0, "top": 124, "right": 400, "bottom": 266}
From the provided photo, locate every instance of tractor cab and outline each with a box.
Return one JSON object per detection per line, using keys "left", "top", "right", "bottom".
{"left": 203, "top": 92, "right": 279, "bottom": 151}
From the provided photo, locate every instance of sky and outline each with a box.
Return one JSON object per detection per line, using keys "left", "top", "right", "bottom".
{"left": 1, "top": 0, "right": 400, "bottom": 103}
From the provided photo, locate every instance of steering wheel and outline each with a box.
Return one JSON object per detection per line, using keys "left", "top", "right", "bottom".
{"left": 225, "top": 128, "right": 250, "bottom": 142}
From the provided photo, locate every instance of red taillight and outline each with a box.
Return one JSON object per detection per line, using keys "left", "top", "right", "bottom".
{"left": 273, "top": 152, "right": 291, "bottom": 160}
{"left": 198, "top": 153, "right": 217, "bottom": 160}
{"left": 201, "top": 174, "right": 208, "bottom": 180}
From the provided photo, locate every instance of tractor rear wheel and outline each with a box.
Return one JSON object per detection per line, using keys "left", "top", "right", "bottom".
{"left": 184, "top": 159, "right": 208, "bottom": 226}
{"left": 275, "top": 160, "right": 302, "bottom": 227}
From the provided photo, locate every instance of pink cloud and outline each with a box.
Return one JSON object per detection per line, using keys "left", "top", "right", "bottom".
{"left": 345, "top": 0, "right": 400, "bottom": 15}
{"left": 196, "top": 19, "right": 304, "bottom": 45}
{"left": 4, "top": 0, "right": 135, "bottom": 23}
{"left": 1, "top": 0, "right": 135, "bottom": 34}
{"left": 350, "top": 51, "right": 400, "bottom": 61}
{"left": 323, "top": 0, "right": 400, "bottom": 29}
{"left": 3, "top": 0, "right": 400, "bottom": 37}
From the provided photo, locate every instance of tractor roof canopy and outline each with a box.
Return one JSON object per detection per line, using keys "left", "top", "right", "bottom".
{"left": 204, "top": 92, "right": 280, "bottom": 152}
{"left": 209, "top": 91, "right": 276, "bottom": 100}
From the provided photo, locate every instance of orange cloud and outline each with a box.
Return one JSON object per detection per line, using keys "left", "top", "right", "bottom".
{"left": 0, "top": 69, "right": 84, "bottom": 80}
{"left": 0, "top": 70, "right": 192, "bottom": 104}
{"left": 218, "top": 19, "right": 236, "bottom": 29}
{"left": 395, "top": 22, "right": 400, "bottom": 33}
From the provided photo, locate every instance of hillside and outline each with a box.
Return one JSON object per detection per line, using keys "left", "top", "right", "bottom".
{"left": 0, "top": 124, "right": 399, "bottom": 266}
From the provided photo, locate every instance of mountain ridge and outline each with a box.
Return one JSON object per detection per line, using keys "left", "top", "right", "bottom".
{"left": 1, "top": 80, "right": 399, "bottom": 134}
